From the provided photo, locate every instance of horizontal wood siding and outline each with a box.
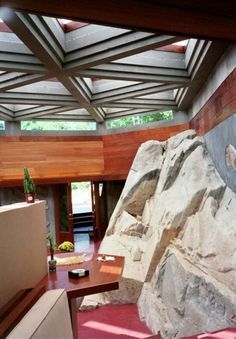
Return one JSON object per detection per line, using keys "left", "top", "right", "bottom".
{"left": 0, "top": 136, "right": 104, "bottom": 185}
{"left": 0, "top": 124, "right": 189, "bottom": 185}
{"left": 190, "top": 69, "right": 236, "bottom": 135}
{"left": 103, "top": 124, "right": 189, "bottom": 178}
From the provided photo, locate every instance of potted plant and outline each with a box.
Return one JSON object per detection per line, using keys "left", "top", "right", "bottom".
{"left": 23, "top": 167, "right": 36, "bottom": 203}
{"left": 47, "top": 232, "right": 57, "bottom": 271}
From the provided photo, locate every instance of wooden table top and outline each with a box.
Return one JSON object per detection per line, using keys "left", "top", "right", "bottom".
{"left": 37, "top": 253, "right": 125, "bottom": 299}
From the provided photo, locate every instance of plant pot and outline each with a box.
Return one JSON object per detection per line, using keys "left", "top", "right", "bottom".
{"left": 25, "top": 193, "right": 35, "bottom": 203}
{"left": 48, "top": 259, "right": 57, "bottom": 272}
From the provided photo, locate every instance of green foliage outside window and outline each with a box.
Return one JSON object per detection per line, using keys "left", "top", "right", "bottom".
{"left": 20, "top": 110, "right": 173, "bottom": 131}
{"left": 21, "top": 120, "right": 96, "bottom": 131}
{"left": 106, "top": 110, "right": 173, "bottom": 129}
{"left": 71, "top": 182, "right": 90, "bottom": 191}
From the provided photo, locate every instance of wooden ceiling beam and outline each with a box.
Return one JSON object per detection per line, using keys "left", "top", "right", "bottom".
{"left": 0, "top": 9, "right": 104, "bottom": 121}
{"left": 0, "top": 92, "right": 78, "bottom": 106}
{"left": 0, "top": 74, "right": 48, "bottom": 92}
{"left": 64, "top": 34, "right": 184, "bottom": 71}
{"left": 92, "top": 83, "right": 185, "bottom": 105}
{"left": 0, "top": 104, "right": 14, "bottom": 119}
{"left": 1, "top": 10, "right": 63, "bottom": 70}
{"left": 0, "top": 3, "right": 232, "bottom": 123}
{"left": 1, "top": 1, "right": 235, "bottom": 41}
{"left": 0, "top": 54, "right": 46, "bottom": 73}
{"left": 100, "top": 100, "right": 177, "bottom": 110}
{"left": 59, "top": 76, "right": 105, "bottom": 121}
{"left": 78, "top": 64, "right": 190, "bottom": 84}
{"left": 115, "top": 50, "right": 186, "bottom": 70}
{"left": 14, "top": 106, "right": 78, "bottom": 120}
{"left": 35, "top": 114, "right": 93, "bottom": 121}
{"left": 65, "top": 25, "right": 127, "bottom": 53}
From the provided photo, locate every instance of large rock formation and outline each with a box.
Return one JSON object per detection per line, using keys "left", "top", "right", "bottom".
{"left": 81, "top": 130, "right": 236, "bottom": 338}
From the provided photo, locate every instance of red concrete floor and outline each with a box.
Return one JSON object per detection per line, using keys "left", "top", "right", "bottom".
{"left": 77, "top": 304, "right": 236, "bottom": 339}
{"left": 74, "top": 233, "right": 100, "bottom": 253}
{"left": 182, "top": 328, "right": 236, "bottom": 339}
{"left": 75, "top": 235, "right": 236, "bottom": 339}
{"left": 77, "top": 303, "right": 154, "bottom": 339}
{"left": 75, "top": 236, "right": 154, "bottom": 338}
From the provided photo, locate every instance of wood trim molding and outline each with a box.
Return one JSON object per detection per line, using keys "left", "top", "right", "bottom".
{"left": 0, "top": 136, "right": 102, "bottom": 142}
{"left": 190, "top": 69, "right": 236, "bottom": 135}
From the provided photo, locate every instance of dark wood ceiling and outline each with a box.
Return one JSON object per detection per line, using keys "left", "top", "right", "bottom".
{"left": 1, "top": 0, "right": 236, "bottom": 41}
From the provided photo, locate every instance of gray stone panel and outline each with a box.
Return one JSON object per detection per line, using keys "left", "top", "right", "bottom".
{"left": 204, "top": 113, "right": 236, "bottom": 194}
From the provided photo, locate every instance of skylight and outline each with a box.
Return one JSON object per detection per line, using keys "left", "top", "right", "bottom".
{"left": 0, "top": 8, "right": 226, "bottom": 132}
{"left": 173, "top": 40, "right": 189, "bottom": 46}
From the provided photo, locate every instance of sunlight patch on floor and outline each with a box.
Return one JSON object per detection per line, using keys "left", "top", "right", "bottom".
{"left": 82, "top": 320, "right": 151, "bottom": 338}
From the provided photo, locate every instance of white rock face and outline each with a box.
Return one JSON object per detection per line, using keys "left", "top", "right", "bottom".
{"left": 178, "top": 187, "right": 236, "bottom": 292}
{"left": 138, "top": 247, "right": 236, "bottom": 338}
{"left": 81, "top": 130, "right": 236, "bottom": 337}
{"left": 107, "top": 140, "right": 164, "bottom": 235}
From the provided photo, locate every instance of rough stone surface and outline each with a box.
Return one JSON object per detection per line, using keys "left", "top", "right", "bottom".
{"left": 106, "top": 140, "right": 164, "bottom": 235}
{"left": 226, "top": 144, "right": 236, "bottom": 170}
{"left": 81, "top": 130, "right": 236, "bottom": 338}
{"left": 138, "top": 248, "right": 236, "bottom": 338}
{"left": 177, "top": 187, "right": 236, "bottom": 292}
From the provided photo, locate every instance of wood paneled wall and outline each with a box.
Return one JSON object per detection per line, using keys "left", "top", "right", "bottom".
{"left": 0, "top": 124, "right": 189, "bottom": 186}
{"left": 2, "top": 64, "right": 235, "bottom": 185}
{"left": 0, "top": 136, "right": 104, "bottom": 185}
{"left": 190, "top": 69, "right": 236, "bottom": 135}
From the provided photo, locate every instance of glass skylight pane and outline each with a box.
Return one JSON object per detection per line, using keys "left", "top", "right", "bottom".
{"left": 173, "top": 40, "right": 189, "bottom": 46}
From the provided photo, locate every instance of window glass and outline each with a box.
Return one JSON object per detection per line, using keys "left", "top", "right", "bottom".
{"left": 106, "top": 111, "right": 173, "bottom": 129}
{"left": 0, "top": 121, "right": 5, "bottom": 130}
{"left": 21, "top": 120, "right": 96, "bottom": 131}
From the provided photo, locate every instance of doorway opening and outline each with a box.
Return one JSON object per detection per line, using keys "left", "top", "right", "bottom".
{"left": 72, "top": 182, "right": 92, "bottom": 214}
{"left": 71, "top": 182, "right": 94, "bottom": 252}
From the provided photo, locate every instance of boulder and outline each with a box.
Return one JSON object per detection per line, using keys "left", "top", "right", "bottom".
{"left": 106, "top": 140, "right": 164, "bottom": 235}
{"left": 178, "top": 188, "right": 236, "bottom": 292}
{"left": 81, "top": 129, "right": 236, "bottom": 338}
{"left": 138, "top": 247, "right": 236, "bottom": 338}
{"left": 143, "top": 142, "right": 226, "bottom": 280}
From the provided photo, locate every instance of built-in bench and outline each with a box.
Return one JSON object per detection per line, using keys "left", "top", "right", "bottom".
{"left": 0, "top": 202, "right": 74, "bottom": 338}
{"left": 0, "top": 286, "right": 45, "bottom": 338}
{"left": 0, "top": 287, "right": 73, "bottom": 339}
{"left": 0, "top": 202, "right": 48, "bottom": 310}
